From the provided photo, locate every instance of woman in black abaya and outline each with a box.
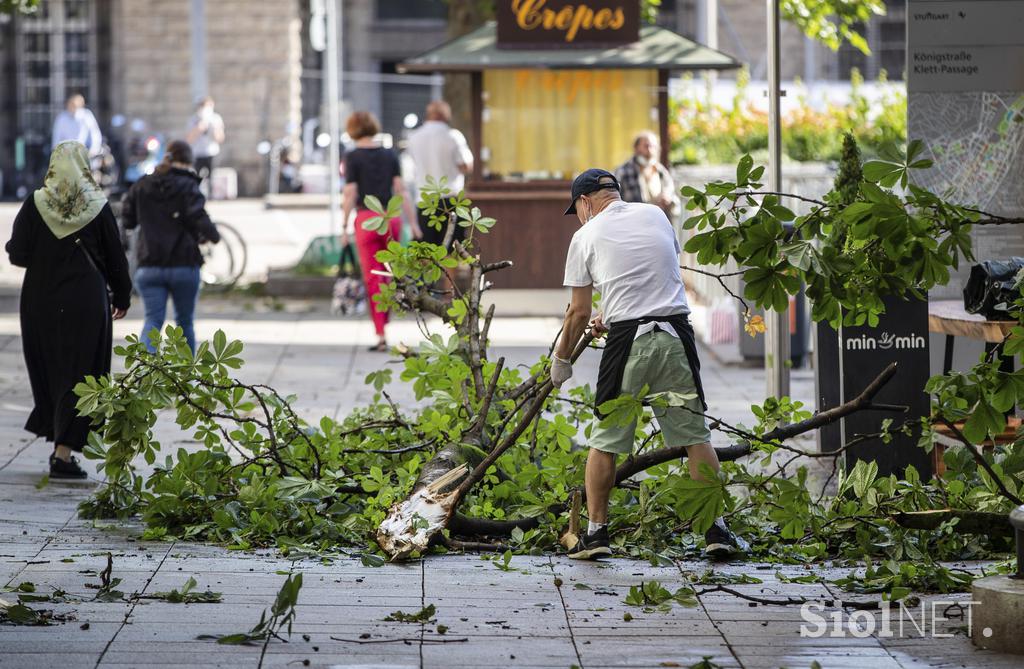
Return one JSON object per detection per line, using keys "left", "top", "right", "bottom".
{"left": 5, "top": 141, "right": 132, "bottom": 479}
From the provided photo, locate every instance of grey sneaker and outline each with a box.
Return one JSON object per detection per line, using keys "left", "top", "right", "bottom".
{"left": 703, "top": 518, "right": 750, "bottom": 560}
{"left": 567, "top": 527, "right": 612, "bottom": 560}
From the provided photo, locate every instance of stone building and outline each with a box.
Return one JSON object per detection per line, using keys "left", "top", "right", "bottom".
{"left": 0, "top": 0, "right": 301, "bottom": 197}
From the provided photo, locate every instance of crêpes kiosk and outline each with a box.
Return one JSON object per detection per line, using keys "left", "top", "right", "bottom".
{"left": 399, "top": 1, "right": 740, "bottom": 288}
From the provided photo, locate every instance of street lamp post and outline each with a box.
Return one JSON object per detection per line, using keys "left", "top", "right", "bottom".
{"left": 764, "top": 0, "right": 790, "bottom": 399}
{"left": 325, "top": 0, "right": 342, "bottom": 238}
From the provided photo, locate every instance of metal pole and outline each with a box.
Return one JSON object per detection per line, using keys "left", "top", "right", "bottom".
{"left": 702, "top": 0, "right": 719, "bottom": 100}
{"left": 325, "top": 0, "right": 341, "bottom": 238}
{"left": 764, "top": 0, "right": 790, "bottom": 398}
{"left": 706, "top": 0, "right": 719, "bottom": 50}
{"left": 189, "top": 0, "right": 208, "bottom": 102}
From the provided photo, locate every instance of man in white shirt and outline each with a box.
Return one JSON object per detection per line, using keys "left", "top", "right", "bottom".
{"left": 406, "top": 100, "right": 474, "bottom": 248}
{"left": 51, "top": 94, "right": 102, "bottom": 157}
{"left": 551, "top": 169, "right": 748, "bottom": 560}
{"left": 186, "top": 97, "right": 226, "bottom": 183}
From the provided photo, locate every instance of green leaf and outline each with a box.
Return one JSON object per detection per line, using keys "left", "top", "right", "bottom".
{"left": 674, "top": 465, "right": 725, "bottom": 534}
{"left": 781, "top": 241, "right": 815, "bottom": 272}
{"left": 963, "top": 399, "right": 1006, "bottom": 443}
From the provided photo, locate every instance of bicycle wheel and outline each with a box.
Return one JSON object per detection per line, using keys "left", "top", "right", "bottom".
{"left": 200, "top": 221, "right": 248, "bottom": 291}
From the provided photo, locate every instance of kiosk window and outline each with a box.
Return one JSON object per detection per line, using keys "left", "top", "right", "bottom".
{"left": 482, "top": 69, "right": 658, "bottom": 179}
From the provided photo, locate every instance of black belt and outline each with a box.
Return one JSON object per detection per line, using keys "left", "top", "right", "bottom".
{"left": 594, "top": 313, "right": 706, "bottom": 418}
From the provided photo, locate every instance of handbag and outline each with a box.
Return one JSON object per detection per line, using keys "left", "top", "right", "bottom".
{"left": 331, "top": 244, "right": 366, "bottom": 316}
{"left": 963, "top": 258, "right": 1024, "bottom": 320}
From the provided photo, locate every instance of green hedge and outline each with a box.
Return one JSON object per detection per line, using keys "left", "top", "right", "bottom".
{"left": 670, "top": 68, "right": 906, "bottom": 165}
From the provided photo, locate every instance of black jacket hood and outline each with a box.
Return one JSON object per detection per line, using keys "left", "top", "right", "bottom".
{"left": 120, "top": 167, "right": 219, "bottom": 267}
{"left": 135, "top": 167, "right": 202, "bottom": 202}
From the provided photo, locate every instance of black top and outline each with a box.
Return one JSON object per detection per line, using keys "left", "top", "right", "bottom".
{"left": 121, "top": 167, "right": 220, "bottom": 267}
{"left": 344, "top": 147, "right": 401, "bottom": 207}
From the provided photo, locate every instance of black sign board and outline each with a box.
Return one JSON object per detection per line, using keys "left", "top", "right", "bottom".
{"left": 496, "top": 0, "right": 640, "bottom": 49}
{"left": 817, "top": 296, "right": 933, "bottom": 479}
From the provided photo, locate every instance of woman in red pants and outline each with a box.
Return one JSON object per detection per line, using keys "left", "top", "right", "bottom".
{"left": 341, "top": 111, "right": 420, "bottom": 352}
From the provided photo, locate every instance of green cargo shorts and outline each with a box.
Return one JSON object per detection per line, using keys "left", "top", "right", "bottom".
{"left": 589, "top": 329, "right": 711, "bottom": 455}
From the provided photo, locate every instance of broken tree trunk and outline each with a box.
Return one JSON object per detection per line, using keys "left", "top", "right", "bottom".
{"left": 376, "top": 464, "right": 470, "bottom": 559}
{"left": 376, "top": 331, "right": 593, "bottom": 559}
{"left": 892, "top": 509, "right": 1014, "bottom": 537}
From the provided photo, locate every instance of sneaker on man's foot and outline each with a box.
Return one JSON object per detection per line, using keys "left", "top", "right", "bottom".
{"left": 567, "top": 527, "right": 612, "bottom": 560}
{"left": 703, "top": 518, "right": 749, "bottom": 560}
{"left": 49, "top": 453, "right": 87, "bottom": 480}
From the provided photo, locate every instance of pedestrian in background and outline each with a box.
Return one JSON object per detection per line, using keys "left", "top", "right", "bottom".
{"left": 614, "top": 131, "right": 679, "bottom": 221}
{"left": 51, "top": 93, "right": 103, "bottom": 158}
{"left": 5, "top": 141, "right": 132, "bottom": 479}
{"left": 341, "top": 111, "right": 420, "bottom": 352}
{"left": 121, "top": 140, "right": 220, "bottom": 354}
{"left": 406, "top": 100, "right": 474, "bottom": 247}
{"left": 185, "top": 96, "right": 225, "bottom": 185}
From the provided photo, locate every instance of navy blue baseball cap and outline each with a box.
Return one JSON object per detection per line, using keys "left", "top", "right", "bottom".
{"left": 564, "top": 168, "right": 620, "bottom": 215}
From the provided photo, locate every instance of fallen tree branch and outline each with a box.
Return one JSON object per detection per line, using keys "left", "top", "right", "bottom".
{"left": 893, "top": 508, "right": 1014, "bottom": 537}
{"left": 938, "top": 418, "right": 1023, "bottom": 506}
{"left": 695, "top": 585, "right": 895, "bottom": 611}
{"left": 453, "top": 333, "right": 594, "bottom": 502}
{"left": 615, "top": 362, "right": 900, "bottom": 482}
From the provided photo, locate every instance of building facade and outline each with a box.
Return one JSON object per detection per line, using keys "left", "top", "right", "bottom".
{"left": 1, "top": 0, "right": 302, "bottom": 197}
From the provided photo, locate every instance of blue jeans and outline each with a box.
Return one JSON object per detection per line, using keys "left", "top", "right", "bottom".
{"left": 135, "top": 266, "right": 201, "bottom": 353}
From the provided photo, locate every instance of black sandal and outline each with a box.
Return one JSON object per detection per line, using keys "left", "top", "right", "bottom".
{"left": 368, "top": 342, "right": 388, "bottom": 352}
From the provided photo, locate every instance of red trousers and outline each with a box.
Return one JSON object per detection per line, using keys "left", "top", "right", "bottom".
{"left": 354, "top": 209, "right": 402, "bottom": 337}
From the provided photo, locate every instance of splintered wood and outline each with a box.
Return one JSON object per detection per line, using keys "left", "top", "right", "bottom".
{"left": 376, "top": 464, "right": 469, "bottom": 560}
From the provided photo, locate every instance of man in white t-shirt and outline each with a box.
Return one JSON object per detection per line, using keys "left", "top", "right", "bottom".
{"left": 52, "top": 94, "right": 102, "bottom": 157}
{"left": 406, "top": 100, "right": 474, "bottom": 248}
{"left": 551, "top": 168, "right": 748, "bottom": 560}
{"left": 186, "top": 97, "right": 226, "bottom": 184}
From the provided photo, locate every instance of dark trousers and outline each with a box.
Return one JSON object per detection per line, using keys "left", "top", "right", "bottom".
{"left": 194, "top": 156, "right": 214, "bottom": 182}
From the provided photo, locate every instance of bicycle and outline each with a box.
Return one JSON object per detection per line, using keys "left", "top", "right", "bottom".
{"left": 199, "top": 221, "right": 248, "bottom": 292}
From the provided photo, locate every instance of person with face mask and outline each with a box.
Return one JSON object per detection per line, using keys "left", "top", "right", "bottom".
{"left": 614, "top": 131, "right": 679, "bottom": 220}
{"left": 185, "top": 97, "right": 226, "bottom": 184}
{"left": 51, "top": 94, "right": 103, "bottom": 157}
{"left": 552, "top": 169, "right": 748, "bottom": 561}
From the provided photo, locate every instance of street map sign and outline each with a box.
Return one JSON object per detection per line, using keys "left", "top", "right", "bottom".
{"left": 908, "top": 1, "right": 1024, "bottom": 298}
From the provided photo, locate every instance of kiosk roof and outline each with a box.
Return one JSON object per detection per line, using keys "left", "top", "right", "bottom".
{"left": 398, "top": 22, "right": 741, "bottom": 73}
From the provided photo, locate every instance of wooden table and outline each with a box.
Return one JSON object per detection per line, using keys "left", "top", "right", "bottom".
{"left": 928, "top": 300, "right": 1015, "bottom": 373}
{"left": 928, "top": 300, "right": 1017, "bottom": 475}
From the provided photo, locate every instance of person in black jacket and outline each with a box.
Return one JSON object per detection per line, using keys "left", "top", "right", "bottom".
{"left": 121, "top": 140, "right": 220, "bottom": 353}
{"left": 5, "top": 140, "right": 132, "bottom": 479}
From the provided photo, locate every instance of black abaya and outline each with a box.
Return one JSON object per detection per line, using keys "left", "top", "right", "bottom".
{"left": 5, "top": 198, "right": 132, "bottom": 450}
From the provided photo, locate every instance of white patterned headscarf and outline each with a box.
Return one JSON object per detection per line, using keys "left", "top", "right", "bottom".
{"left": 33, "top": 140, "right": 107, "bottom": 239}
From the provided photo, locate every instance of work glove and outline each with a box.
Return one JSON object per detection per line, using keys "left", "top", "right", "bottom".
{"left": 551, "top": 354, "right": 573, "bottom": 388}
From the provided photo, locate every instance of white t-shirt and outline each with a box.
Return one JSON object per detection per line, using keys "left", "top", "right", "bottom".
{"left": 563, "top": 201, "right": 689, "bottom": 337}
{"left": 406, "top": 121, "right": 473, "bottom": 194}
{"left": 187, "top": 111, "right": 225, "bottom": 158}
